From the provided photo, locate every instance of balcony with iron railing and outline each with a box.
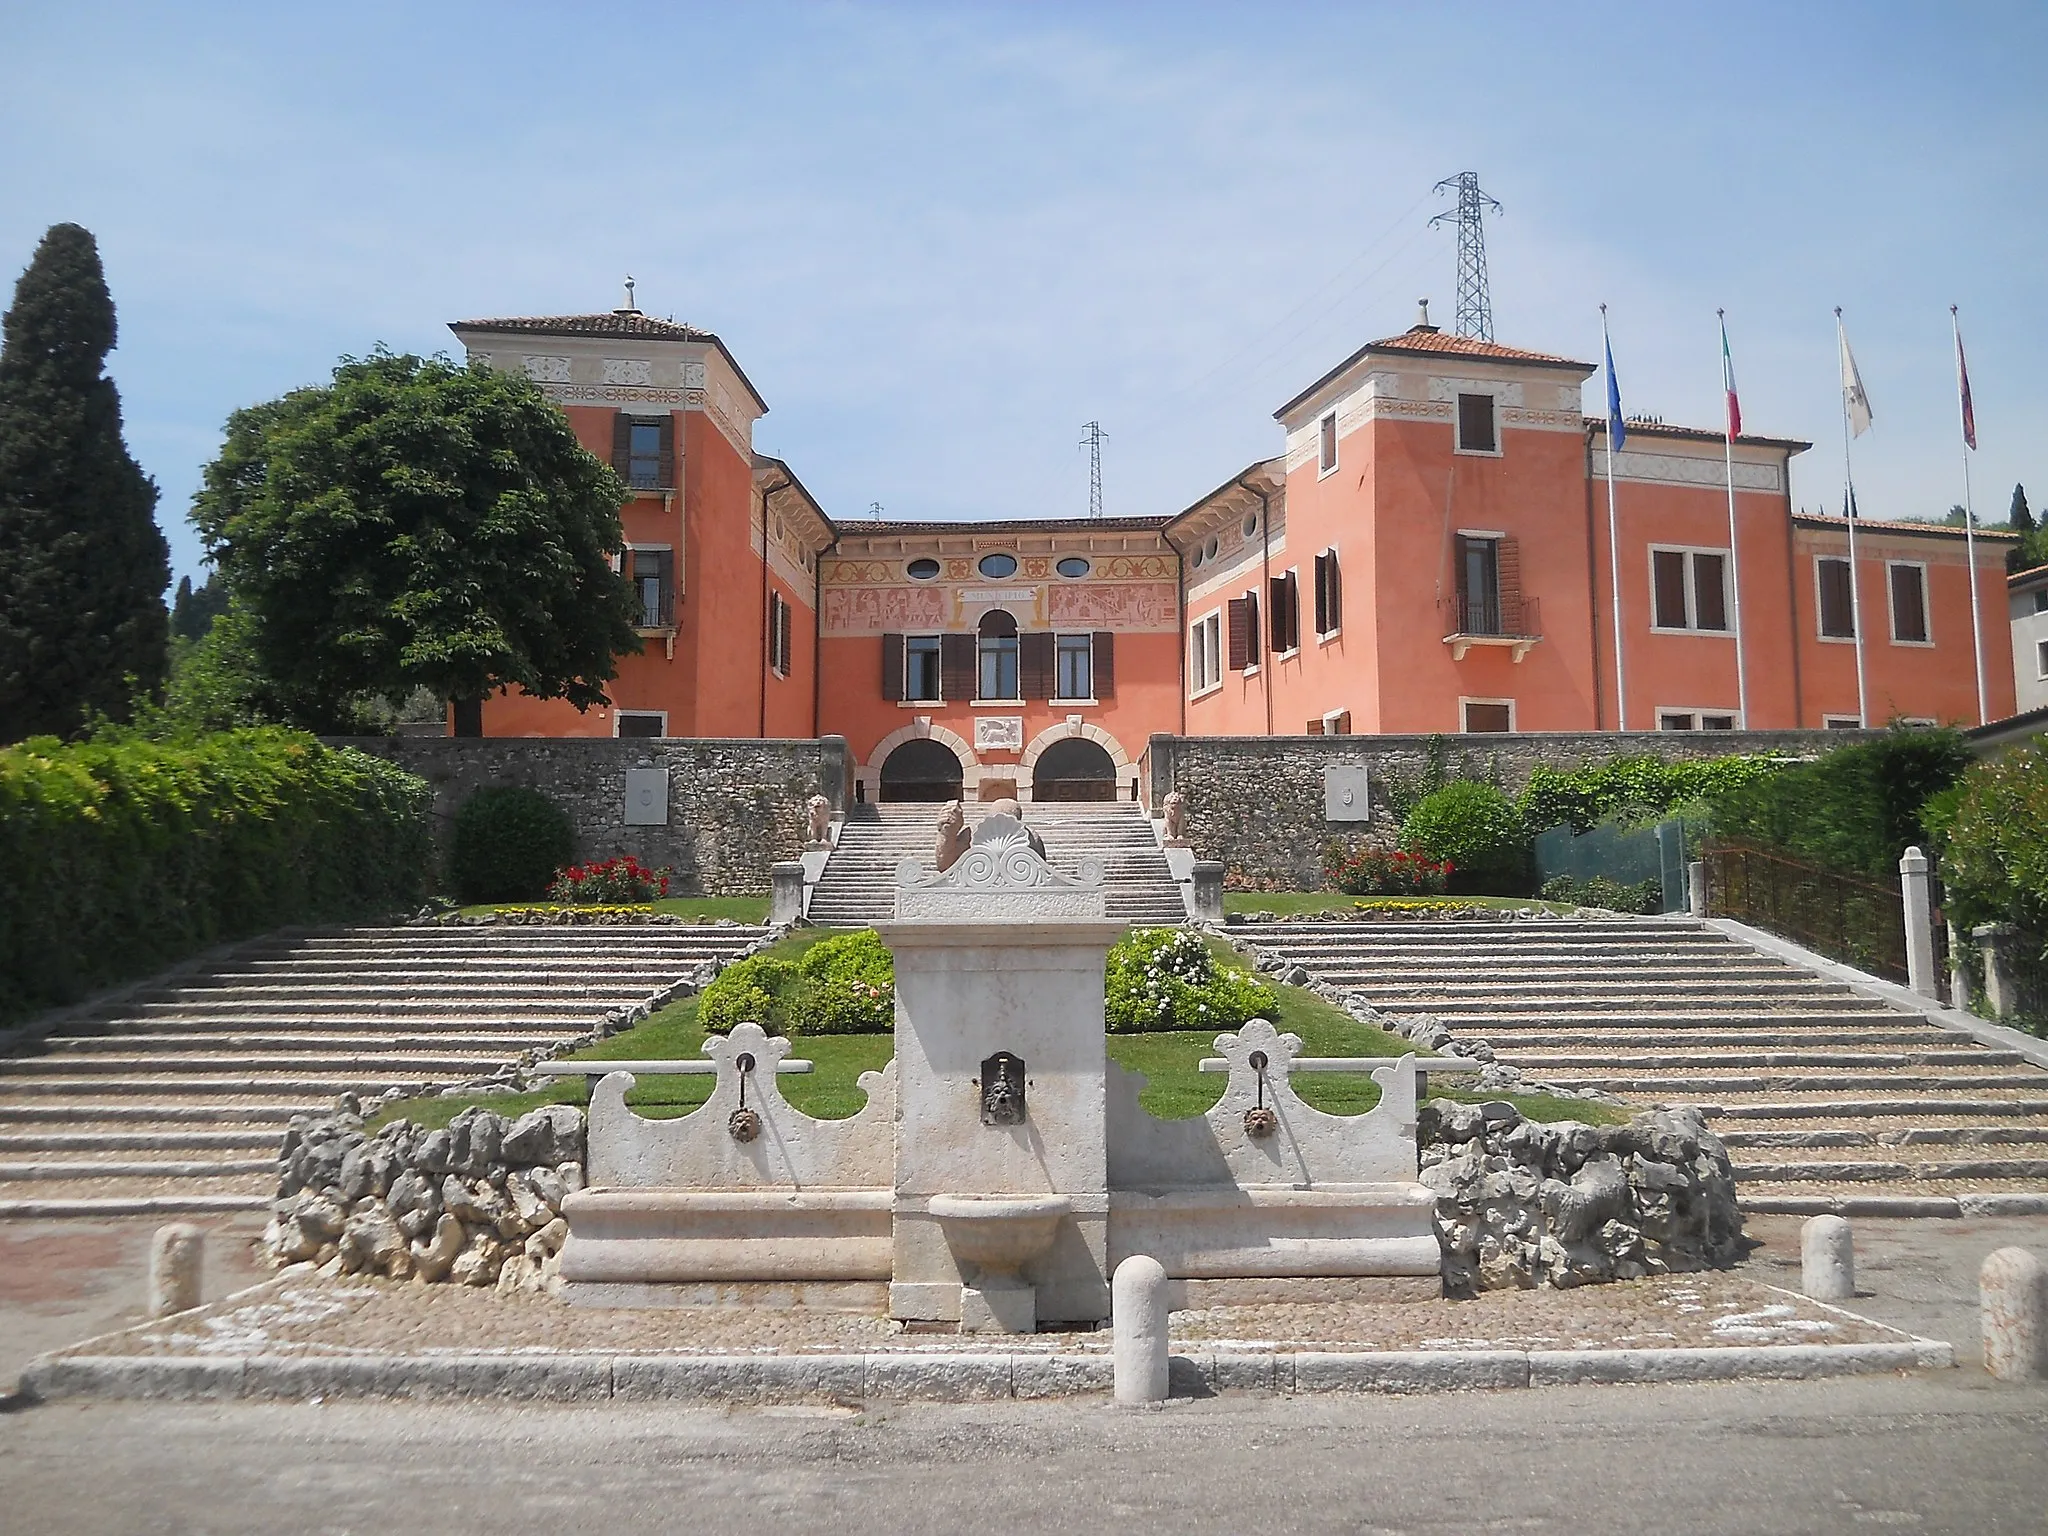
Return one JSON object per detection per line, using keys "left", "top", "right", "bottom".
{"left": 1440, "top": 592, "right": 1541, "bottom": 662}
{"left": 633, "top": 581, "right": 676, "bottom": 633}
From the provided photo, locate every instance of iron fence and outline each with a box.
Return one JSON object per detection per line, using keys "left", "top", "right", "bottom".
{"left": 1704, "top": 841, "right": 1926, "bottom": 986}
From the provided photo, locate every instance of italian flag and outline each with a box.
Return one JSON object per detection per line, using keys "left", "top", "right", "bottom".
{"left": 1720, "top": 315, "right": 1742, "bottom": 439}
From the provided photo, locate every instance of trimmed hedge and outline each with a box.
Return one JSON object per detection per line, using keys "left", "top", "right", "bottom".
{"left": 1400, "top": 781, "right": 1531, "bottom": 895}
{"left": 1520, "top": 753, "right": 1787, "bottom": 835}
{"left": 0, "top": 728, "right": 433, "bottom": 1024}
{"left": 451, "top": 785, "right": 574, "bottom": 904}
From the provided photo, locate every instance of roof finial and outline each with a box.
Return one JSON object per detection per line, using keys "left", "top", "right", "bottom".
{"left": 1413, "top": 297, "right": 1437, "bottom": 333}
{"left": 616, "top": 276, "right": 639, "bottom": 316}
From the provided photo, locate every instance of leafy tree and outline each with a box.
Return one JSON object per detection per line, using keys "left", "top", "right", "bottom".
{"left": 169, "top": 570, "right": 229, "bottom": 642}
{"left": 2012, "top": 484, "right": 2034, "bottom": 533}
{"left": 0, "top": 224, "right": 169, "bottom": 741}
{"left": 192, "top": 351, "right": 640, "bottom": 733}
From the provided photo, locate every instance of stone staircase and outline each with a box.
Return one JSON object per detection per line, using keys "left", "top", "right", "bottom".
{"left": 0, "top": 923, "right": 766, "bottom": 1217}
{"left": 805, "top": 802, "right": 1186, "bottom": 927}
{"left": 1235, "top": 915, "right": 2048, "bottom": 1216}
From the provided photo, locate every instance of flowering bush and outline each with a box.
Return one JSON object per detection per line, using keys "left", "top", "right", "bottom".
{"left": 548, "top": 855, "right": 671, "bottom": 904}
{"left": 1323, "top": 842, "right": 1453, "bottom": 897}
{"left": 1104, "top": 928, "right": 1277, "bottom": 1033}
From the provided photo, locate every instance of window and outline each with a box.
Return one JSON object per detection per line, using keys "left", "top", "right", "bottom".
{"left": 1227, "top": 589, "right": 1260, "bottom": 672}
{"left": 1269, "top": 570, "right": 1301, "bottom": 654}
{"left": 1190, "top": 612, "right": 1222, "bottom": 694}
{"left": 767, "top": 591, "right": 793, "bottom": 677}
{"left": 2037, "top": 638, "right": 2048, "bottom": 680}
{"left": 1056, "top": 556, "right": 1091, "bottom": 578}
{"left": 613, "top": 415, "right": 672, "bottom": 490}
{"left": 905, "top": 636, "right": 941, "bottom": 701}
{"left": 1314, "top": 548, "right": 1342, "bottom": 636}
{"left": 1659, "top": 711, "right": 1738, "bottom": 731}
{"left": 1462, "top": 700, "right": 1513, "bottom": 733}
{"left": 627, "top": 547, "right": 673, "bottom": 629}
{"left": 1818, "top": 557, "right": 1856, "bottom": 638}
{"left": 1456, "top": 393, "right": 1497, "bottom": 454}
{"left": 1888, "top": 562, "right": 1929, "bottom": 643}
{"left": 2034, "top": 588, "right": 2048, "bottom": 614}
{"left": 907, "top": 558, "right": 941, "bottom": 580}
{"left": 977, "top": 553, "right": 1018, "bottom": 579}
{"left": 616, "top": 711, "right": 666, "bottom": 738}
{"left": 1318, "top": 411, "right": 1338, "bottom": 474}
{"left": 977, "top": 609, "right": 1020, "bottom": 700}
{"left": 1055, "top": 634, "right": 1093, "bottom": 699}
{"left": 1823, "top": 714, "right": 1863, "bottom": 729}
{"left": 1650, "top": 548, "right": 1731, "bottom": 632}
{"left": 1454, "top": 534, "right": 1501, "bottom": 633}
{"left": 1242, "top": 511, "right": 1260, "bottom": 539}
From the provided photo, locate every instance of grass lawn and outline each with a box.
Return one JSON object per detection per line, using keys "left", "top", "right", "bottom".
{"left": 1223, "top": 891, "right": 1569, "bottom": 917}
{"left": 455, "top": 895, "right": 771, "bottom": 924}
{"left": 376, "top": 926, "right": 1617, "bottom": 1132}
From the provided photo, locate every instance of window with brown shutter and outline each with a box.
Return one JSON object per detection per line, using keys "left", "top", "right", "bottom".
{"left": 1818, "top": 558, "right": 1856, "bottom": 638}
{"left": 1889, "top": 563, "right": 1928, "bottom": 643}
{"left": 657, "top": 415, "right": 675, "bottom": 489}
{"left": 1314, "top": 549, "right": 1342, "bottom": 636}
{"left": 611, "top": 413, "right": 633, "bottom": 478}
{"left": 1653, "top": 550, "right": 1690, "bottom": 629}
{"left": 1092, "top": 632, "right": 1115, "bottom": 698}
{"left": 1226, "top": 597, "right": 1251, "bottom": 672}
{"left": 1269, "top": 572, "right": 1301, "bottom": 653}
{"left": 772, "top": 593, "right": 793, "bottom": 676}
{"left": 940, "top": 633, "right": 975, "bottom": 701}
{"left": 1020, "top": 632, "right": 1054, "bottom": 699}
{"left": 880, "top": 631, "right": 905, "bottom": 700}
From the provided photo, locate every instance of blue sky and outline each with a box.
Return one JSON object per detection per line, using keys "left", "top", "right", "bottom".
{"left": 3, "top": 2, "right": 2043, "bottom": 588}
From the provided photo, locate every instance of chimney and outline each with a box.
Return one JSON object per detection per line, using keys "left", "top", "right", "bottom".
{"left": 1412, "top": 298, "right": 1438, "bottom": 334}
{"left": 615, "top": 275, "right": 640, "bottom": 316}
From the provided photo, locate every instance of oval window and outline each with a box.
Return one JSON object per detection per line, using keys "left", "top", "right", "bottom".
{"left": 1190, "top": 547, "right": 1205, "bottom": 569}
{"left": 1056, "top": 556, "right": 1090, "bottom": 578}
{"left": 1203, "top": 536, "right": 1220, "bottom": 561}
{"left": 907, "top": 558, "right": 941, "bottom": 580}
{"left": 1242, "top": 512, "right": 1259, "bottom": 538}
{"left": 977, "top": 553, "right": 1018, "bottom": 579}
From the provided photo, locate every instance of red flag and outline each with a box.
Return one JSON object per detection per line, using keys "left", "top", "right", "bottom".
{"left": 1953, "top": 309, "right": 1977, "bottom": 451}
{"left": 1720, "top": 315, "right": 1742, "bottom": 439}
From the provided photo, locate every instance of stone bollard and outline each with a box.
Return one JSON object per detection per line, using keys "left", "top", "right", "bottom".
{"left": 148, "top": 1223, "right": 205, "bottom": 1318}
{"left": 1190, "top": 861, "right": 1225, "bottom": 924}
{"left": 1687, "top": 860, "right": 1708, "bottom": 919}
{"left": 1974, "top": 924, "right": 2019, "bottom": 1019}
{"left": 1980, "top": 1246, "right": 2048, "bottom": 1381}
{"left": 1800, "top": 1215, "right": 1855, "bottom": 1300}
{"left": 1112, "top": 1254, "right": 1170, "bottom": 1406}
{"left": 769, "top": 860, "right": 806, "bottom": 925}
{"left": 1899, "top": 847, "right": 1938, "bottom": 999}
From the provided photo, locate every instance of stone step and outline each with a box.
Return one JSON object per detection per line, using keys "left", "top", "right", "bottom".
{"left": 0, "top": 1157, "right": 277, "bottom": 1182}
{"left": 1706, "top": 1097, "right": 2048, "bottom": 1120}
{"left": 1497, "top": 1048, "right": 2024, "bottom": 1070}
{"left": 1373, "top": 981, "right": 1871, "bottom": 1002}
{"left": 1383, "top": 1007, "right": 1909, "bottom": 1028}
{"left": 0, "top": 1102, "right": 318, "bottom": 1124}
{"left": 120, "top": 1000, "right": 645, "bottom": 1020}
{"left": 1730, "top": 1156, "right": 2048, "bottom": 1183}
{"left": 0, "top": 1129, "right": 285, "bottom": 1153}
{"left": 1719, "top": 1123, "right": 2048, "bottom": 1148}
{"left": 1734, "top": 1185, "right": 2048, "bottom": 1217}
{"left": 178, "top": 967, "right": 710, "bottom": 986}
{"left": 1477, "top": 1026, "right": 1963, "bottom": 1049}
{"left": 0, "top": 1192, "right": 274, "bottom": 1218}
{"left": 0, "top": 1074, "right": 462, "bottom": 1098}
{"left": 37, "top": 1030, "right": 577, "bottom": 1054}
{"left": 0, "top": 1051, "right": 523, "bottom": 1076}
{"left": 1538, "top": 1070, "right": 2048, "bottom": 1095}
{"left": 45, "top": 1015, "right": 604, "bottom": 1037}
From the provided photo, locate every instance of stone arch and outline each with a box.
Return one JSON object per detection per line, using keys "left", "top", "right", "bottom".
{"left": 1020, "top": 722, "right": 1136, "bottom": 802}
{"left": 860, "top": 720, "right": 981, "bottom": 804}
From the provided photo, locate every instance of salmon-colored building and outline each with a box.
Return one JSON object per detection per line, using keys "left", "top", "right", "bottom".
{"left": 448, "top": 299, "right": 2017, "bottom": 794}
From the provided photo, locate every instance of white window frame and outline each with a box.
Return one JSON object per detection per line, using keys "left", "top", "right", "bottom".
{"left": 901, "top": 633, "right": 943, "bottom": 705}
{"left": 613, "top": 709, "right": 669, "bottom": 738}
{"left": 1317, "top": 411, "right": 1339, "bottom": 477}
{"left": 1190, "top": 611, "right": 1223, "bottom": 698}
{"left": 1053, "top": 631, "right": 1096, "bottom": 703}
{"left": 625, "top": 543, "right": 675, "bottom": 632}
{"left": 1315, "top": 544, "right": 1342, "bottom": 642}
{"left": 1647, "top": 544, "right": 1734, "bottom": 635}
{"left": 1821, "top": 713, "right": 1863, "bottom": 729}
{"left": 2036, "top": 636, "right": 2048, "bottom": 679}
{"left": 1454, "top": 392, "right": 1502, "bottom": 457}
{"left": 1885, "top": 559, "right": 1933, "bottom": 647}
{"left": 1815, "top": 556, "right": 1857, "bottom": 642}
{"left": 1656, "top": 708, "right": 1742, "bottom": 732}
{"left": 1459, "top": 695, "right": 1516, "bottom": 733}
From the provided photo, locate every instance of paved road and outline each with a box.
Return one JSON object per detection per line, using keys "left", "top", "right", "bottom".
{"left": 4, "top": 1375, "right": 2047, "bottom": 1535}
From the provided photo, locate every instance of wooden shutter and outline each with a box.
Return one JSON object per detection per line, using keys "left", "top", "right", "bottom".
{"left": 1313, "top": 553, "right": 1329, "bottom": 635}
{"left": 611, "top": 413, "right": 633, "bottom": 477}
{"left": 1497, "top": 536, "right": 1524, "bottom": 625}
{"left": 880, "top": 632, "right": 904, "bottom": 701}
{"left": 1325, "top": 550, "right": 1342, "bottom": 631}
{"left": 1092, "top": 632, "right": 1115, "bottom": 698}
{"left": 1269, "top": 576, "right": 1289, "bottom": 653}
{"left": 1304, "top": 717, "right": 1326, "bottom": 735}
{"left": 1226, "top": 598, "right": 1251, "bottom": 672}
{"left": 940, "top": 633, "right": 975, "bottom": 701}
{"left": 776, "top": 595, "right": 793, "bottom": 675}
{"left": 657, "top": 415, "right": 675, "bottom": 489}
{"left": 1020, "top": 632, "right": 1054, "bottom": 699}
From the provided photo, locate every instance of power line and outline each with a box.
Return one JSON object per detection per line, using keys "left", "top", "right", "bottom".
{"left": 1429, "top": 172, "right": 1503, "bottom": 340}
{"left": 1079, "top": 421, "right": 1106, "bottom": 519}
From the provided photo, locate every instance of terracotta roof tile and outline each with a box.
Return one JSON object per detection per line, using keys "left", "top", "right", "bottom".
{"left": 451, "top": 312, "right": 718, "bottom": 342}
{"left": 1364, "top": 329, "right": 1587, "bottom": 367}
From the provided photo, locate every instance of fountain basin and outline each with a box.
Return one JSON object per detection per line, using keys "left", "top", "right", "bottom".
{"left": 925, "top": 1194, "right": 1071, "bottom": 1278}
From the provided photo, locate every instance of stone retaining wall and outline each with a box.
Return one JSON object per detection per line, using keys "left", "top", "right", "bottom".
{"left": 1144, "top": 729, "right": 1873, "bottom": 888}
{"left": 336, "top": 736, "right": 851, "bottom": 896}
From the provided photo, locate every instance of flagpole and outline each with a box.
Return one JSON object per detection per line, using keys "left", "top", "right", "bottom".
{"left": 1719, "top": 310, "right": 1750, "bottom": 727}
{"left": 1601, "top": 304, "right": 1628, "bottom": 731}
{"left": 1952, "top": 304, "right": 1988, "bottom": 726}
{"left": 1836, "top": 307, "right": 1870, "bottom": 728}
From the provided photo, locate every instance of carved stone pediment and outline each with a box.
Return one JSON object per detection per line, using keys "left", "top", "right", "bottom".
{"left": 892, "top": 814, "right": 1106, "bottom": 921}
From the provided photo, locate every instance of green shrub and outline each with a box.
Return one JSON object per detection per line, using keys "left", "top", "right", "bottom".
{"left": 450, "top": 786, "right": 574, "bottom": 903}
{"left": 701, "top": 931, "right": 896, "bottom": 1036}
{"left": 1520, "top": 753, "right": 1788, "bottom": 835}
{"left": 1929, "top": 745, "right": 2048, "bottom": 937}
{"left": 1105, "top": 928, "right": 1277, "bottom": 1033}
{"left": 1540, "top": 875, "right": 1662, "bottom": 914}
{"left": 1705, "top": 727, "right": 1970, "bottom": 879}
{"left": 1400, "top": 781, "right": 1531, "bottom": 894}
{"left": 0, "top": 727, "right": 432, "bottom": 1024}
{"left": 697, "top": 974, "right": 784, "bottom": 1035}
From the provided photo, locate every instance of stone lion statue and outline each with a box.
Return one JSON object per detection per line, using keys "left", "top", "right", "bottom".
{"left": 804, "top": 794, "right": 832, "bottom": 847}
{"left": 1161, "top": 790, "right": 1189, "bottom": 847}
{"left": 934, "top": 800, "right": 971, "bottom": 872}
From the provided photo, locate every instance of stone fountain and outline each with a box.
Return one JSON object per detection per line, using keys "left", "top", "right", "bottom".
{"left": 558, "top": 810, "right": 1439, "bottom": 1331}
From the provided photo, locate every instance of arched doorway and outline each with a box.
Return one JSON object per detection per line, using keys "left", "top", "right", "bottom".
{"left": 879, "top": 737, "right": 966, "bottom": 803}
{"left": 1030, "top": 736, "right": 1118, "bottom": 802}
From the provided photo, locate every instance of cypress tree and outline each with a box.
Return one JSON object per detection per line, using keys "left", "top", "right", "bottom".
{"left": 0, "top": 224, "right": 169, "bottom": 741}
{"left": 2011, "top": 483, "right": 2034, "bottom": 532}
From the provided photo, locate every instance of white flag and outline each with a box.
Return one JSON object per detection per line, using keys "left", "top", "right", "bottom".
{"left": 1838, "top": 318, "right": 1873, "bottom": 438}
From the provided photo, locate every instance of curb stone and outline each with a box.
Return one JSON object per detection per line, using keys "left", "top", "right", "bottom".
{"left": 16, "top": 1337, "right": 1953, "bottom": 1408}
